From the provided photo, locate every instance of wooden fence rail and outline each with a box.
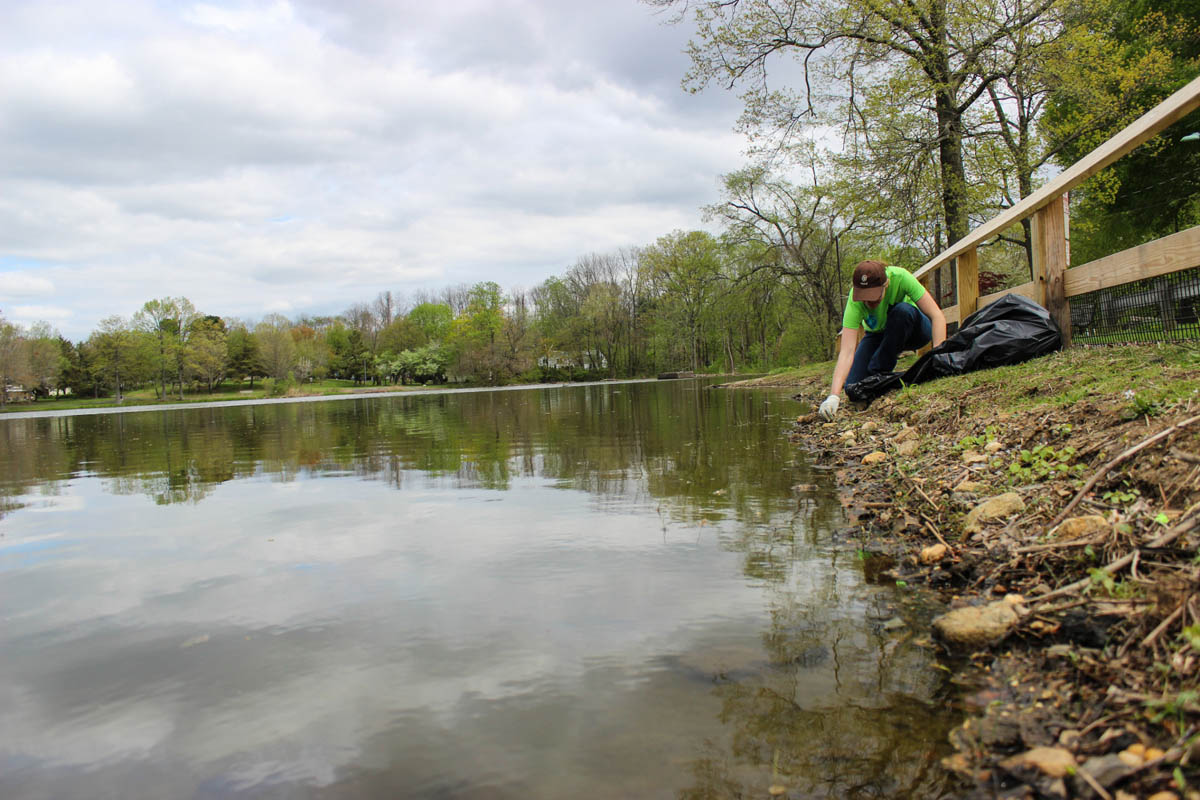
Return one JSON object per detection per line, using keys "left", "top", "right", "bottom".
{"left": 912, "top": 74, "right": 1200, "bottom": 346}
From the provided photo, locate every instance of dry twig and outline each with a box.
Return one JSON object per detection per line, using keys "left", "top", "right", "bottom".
{"left": 1049, "top": 414, "right": 1200, "bottom": 529}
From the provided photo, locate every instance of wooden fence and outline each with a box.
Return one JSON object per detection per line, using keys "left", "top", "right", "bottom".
{"left": 912, "top": 74, "right": 1200, "bottom": 347}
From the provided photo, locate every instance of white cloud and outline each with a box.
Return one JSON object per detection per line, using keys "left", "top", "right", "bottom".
{"left": 0, "top": 0, "right": 744, "bottom": 340}
{"left": 9, "top": 304, "right": 73, "bottom": 325}
{"left": 0, "top": 272, "right": 55, "bottom": 297}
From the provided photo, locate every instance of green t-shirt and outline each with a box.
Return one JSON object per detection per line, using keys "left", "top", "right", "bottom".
{"left": 841, "top": 266, "right": 926, "bottom": 333}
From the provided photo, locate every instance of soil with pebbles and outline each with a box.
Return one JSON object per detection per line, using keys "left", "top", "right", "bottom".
{"left": 774, "top": 363, "right": 1200, "bottom": 800}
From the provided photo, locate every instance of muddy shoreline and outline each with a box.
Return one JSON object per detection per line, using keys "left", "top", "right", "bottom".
{"left": 762, "top": 346, "right": 1200, "bottom": 799}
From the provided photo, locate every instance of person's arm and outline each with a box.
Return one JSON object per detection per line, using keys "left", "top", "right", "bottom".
{"left": 819, "top": 327, "right": 858, "bottom": 420}
{"left": 916, "top": 291, "right": 947, "bottom": 348}
{"left": 829, "top": 326, "right": 859, "bottom": 397}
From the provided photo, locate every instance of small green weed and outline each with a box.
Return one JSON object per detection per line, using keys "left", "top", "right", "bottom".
{"left": 1181, "top": 625, "right": 1200, "bottom": 651}
{"left": 1146, "top": 690, "right": 1200, "bottom": 727}
{"left": 1124, "top": 392, "right": 1163, "bottom": 419}
{"left": 1008, "top": 444, "right": 1085, "bottom": 484}
{"left": 1102, "top": 484, "right": 1140, "bottom": 505}
{"left": 956, "top": 425, "right": 999, "bottom": 452}
{"left": 1087, "top": 568, "right": 1139, "bottom": 598}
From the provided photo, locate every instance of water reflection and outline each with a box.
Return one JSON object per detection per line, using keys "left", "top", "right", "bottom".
{"left": 0, "top": 380, "right": 958, "bottom": 798}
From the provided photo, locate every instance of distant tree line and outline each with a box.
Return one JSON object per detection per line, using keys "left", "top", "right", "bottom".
{"left": 4, "top": 0, "right": 1196, "bottom": 405}
{"left": 0, "top": 224, "right": 888, "bottom": 403}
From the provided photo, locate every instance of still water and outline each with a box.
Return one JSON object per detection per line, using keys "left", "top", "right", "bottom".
{"left": 0, "top": 379, "right": 959, "bottom": 799}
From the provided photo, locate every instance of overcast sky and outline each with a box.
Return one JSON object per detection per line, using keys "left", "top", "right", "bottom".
{"left": 0, "top": 0, "right": 746, "bottom": 341}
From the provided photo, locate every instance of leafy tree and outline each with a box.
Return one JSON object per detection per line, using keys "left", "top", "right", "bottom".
{"left": 446, "top": 281, "right": 510, "bottom": 384}
{"left": 651, "top": 0, "right": 1069, "bottom": 293}
{"left": 225, "top": 322, "right": 262, "bottom": 387}
{"left": 1044, "top": 0, "right": 1200, "bottom": 262}
{"left": 88, "top": 316, "right": 146, "bottom": 402}
{"left": 134, "top": 298, "right": 180, "bottom": 399}
{"left": 57, "top": 337, "right": 97, "bottom": 398}
{"left": 407, "top": 302, "right": 454, "bottom": 343}
{"left": 641, "top": 231, "right": 726, "bottom": 371}
{"left": 187, "top": 318, "right": 228, "bottom": 392}
{"left": 710, "top": 164, "right": 859, "bottom": 358}
{"left": 0, "top": 315, "right": 32, "bottom": 405}
{"left": 378, "top": 317, "right": 426, "bottom": 354}
{"left": 344, "top": 328, "right": 371, "bottom": 384}
{"left": 253, "top": 314, "right": 297, "bottom": 380}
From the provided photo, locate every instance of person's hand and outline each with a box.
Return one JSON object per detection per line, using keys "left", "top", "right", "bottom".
{"left": 818, "top": 394, "right": 839, "bottom": 421}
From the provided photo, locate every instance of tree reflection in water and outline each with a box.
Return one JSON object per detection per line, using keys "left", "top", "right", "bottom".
{"left": 0, "top": 380, "right": 962, "bottom": 797}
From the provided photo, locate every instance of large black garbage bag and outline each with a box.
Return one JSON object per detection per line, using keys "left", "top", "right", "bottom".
{"left": 845, "top": 294, "right": 1062, "bottom": 404}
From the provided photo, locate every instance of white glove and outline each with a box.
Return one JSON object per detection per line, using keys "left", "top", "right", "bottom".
{"left": 818, "top": 394, "right": 839, "bottom": 421}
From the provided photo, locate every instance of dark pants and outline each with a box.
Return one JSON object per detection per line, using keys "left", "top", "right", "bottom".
{"left": 846, "top": 302, "right": 932, "bottom": 388}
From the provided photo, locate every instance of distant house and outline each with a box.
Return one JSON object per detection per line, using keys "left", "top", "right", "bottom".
{"left": 3, "top": 385, "right": 34, "bottom": 403}
{"left": 539, "top": 351, "right": 608, "bottom": 370}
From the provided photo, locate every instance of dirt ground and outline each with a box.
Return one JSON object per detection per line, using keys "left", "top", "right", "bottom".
{"left": 747, "top": 344, "right": 1200, "bottom": 799}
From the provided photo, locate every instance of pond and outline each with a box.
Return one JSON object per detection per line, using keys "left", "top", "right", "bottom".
{"left": 0, "top": 379, "right": 961, "bottom": 798}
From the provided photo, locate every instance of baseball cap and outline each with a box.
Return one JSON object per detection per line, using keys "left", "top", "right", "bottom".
{"left": 852, "top": 260, "right": 888, "bottom": 302}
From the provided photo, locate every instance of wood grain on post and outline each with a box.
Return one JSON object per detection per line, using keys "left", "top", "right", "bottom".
{"left": 917, "top": 273, "right": 934, "bottom": 356}
{"left": 956, "top": 247, "right": 979, "bottom": 322}
{"left": 1036, "top": 194, "right": 1071, "bottom": 345}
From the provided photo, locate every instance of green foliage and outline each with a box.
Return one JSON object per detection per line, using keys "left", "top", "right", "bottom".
{"left": 1102, "top": 483, "right": 1140, "bottom": 504}
{"left": 1007, "top": 444, "right": 1085, "bottom": 483}
{"left": 955, "top": 425, "right": 999, "bottom": 452}
{"left": 1124, "top": 391, "right": 1163, "bottom": 419}
{"left": 1087, "top": 567, "right": 1139, "bottom": 597}
{"left": 1146, "top": 690, "right": 1200, "bottom": 727}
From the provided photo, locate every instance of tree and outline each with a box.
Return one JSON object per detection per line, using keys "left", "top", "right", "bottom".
{"left": 134, "top": 298, "right": 178, "bottom": 399}
{"left": 0, "top": 315, "right": 32, "bottom": 405}
{"left": 1042, "top": 0, "right": 1200, "bottom": 262}
{"left": 225, "top": 322, "right": 262, "bottom": 387}
{"left": 88, "top": 316, "right": 144, "bottom": 402}
{"left": 291, "top": 324, "right": 330, "bottom": 383}
{"left": 253, "top": 315, "right": 297, "bottom": 380}
{"left": 446, "top": 281, "right": 512, "bottom": 384}
{"left": 22, "top": 322, "right": 62, "bottom": 398}
{"left": 378, "top": 317, "right": 426, "bottom": 355}
{"left": 187, "top": 318, "right": 228, "bottom": 392}
{"left": 653, "top": 0, "right": 1064, "bottom": 252}
{"left": 407, "top": 302, "right": 454, "bottom": 343}
{"left": 641, "top": 231, "right": 726, "bottom": 371}
{"left": 57, "top": 337, "right": 97, "bottom": 398}
{"left": 710, "top": 164, "right": 858, "bottom": 358}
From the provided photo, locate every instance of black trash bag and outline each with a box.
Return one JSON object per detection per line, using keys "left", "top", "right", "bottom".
{"left": 845, "top": 293, "right": 1062, "bottom": 404}
{"left": 845, "top": 371, "right": 903, "bottom": 402}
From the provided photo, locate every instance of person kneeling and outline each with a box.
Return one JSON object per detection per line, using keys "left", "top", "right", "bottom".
{"left": 818, "top": 260, "right": 946, "bottom": 421}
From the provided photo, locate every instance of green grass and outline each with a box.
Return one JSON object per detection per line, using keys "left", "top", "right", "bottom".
{"left": 884, "top": 342, "right": 1200, "bottom": 416}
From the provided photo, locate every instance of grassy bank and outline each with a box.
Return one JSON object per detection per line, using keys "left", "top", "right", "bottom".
{"left": 0, "top": 378, "right": 441, "bottom": 414}
{"left": 748, "top": 342, "right": 1200, "bottom": 798}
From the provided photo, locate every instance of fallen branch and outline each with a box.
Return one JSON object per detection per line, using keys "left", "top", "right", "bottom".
{"left": 1015, "top": 536, "right": 1105, "bottom": 554}
{"left": 1141, "top": 598, "right": 1188, "bottom": 650}
{"left": 1030, "top": 512, "right": 1198, "bottom": 604}
{"left": 1048, "top": 414, "right": 1200, "bottom": 530}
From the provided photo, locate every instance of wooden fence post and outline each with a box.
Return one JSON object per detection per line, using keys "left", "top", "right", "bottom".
{"left": 957, "top": 247, "right": 979, "bottom": 322}
{"left": 917, "top": 272, "right": 936, "bottom": 355}
{"left": 1034, "top": 194, "right": 1072, "bottom": 345}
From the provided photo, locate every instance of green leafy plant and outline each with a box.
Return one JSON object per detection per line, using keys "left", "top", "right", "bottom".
{"left": 1087, "top": 568, "right": 1139, "bottom": 598}
{"left": 1124, "top": 392, "right": 1163, "bottom": 419}
{"left": 1102, "top": 484, "right": 1140, "bottom": 505}
{"left": 1146, "top": 690, "right": 1200, "bottom": 727}
{"left": 1181, "top": 626, "right": 1200, "bottom": 651}
{"left": 1008, "top": 443, "right": 1084, "bottom": 484}
{"left": 955, "top": 425, "right": 998, "bottom": 452}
